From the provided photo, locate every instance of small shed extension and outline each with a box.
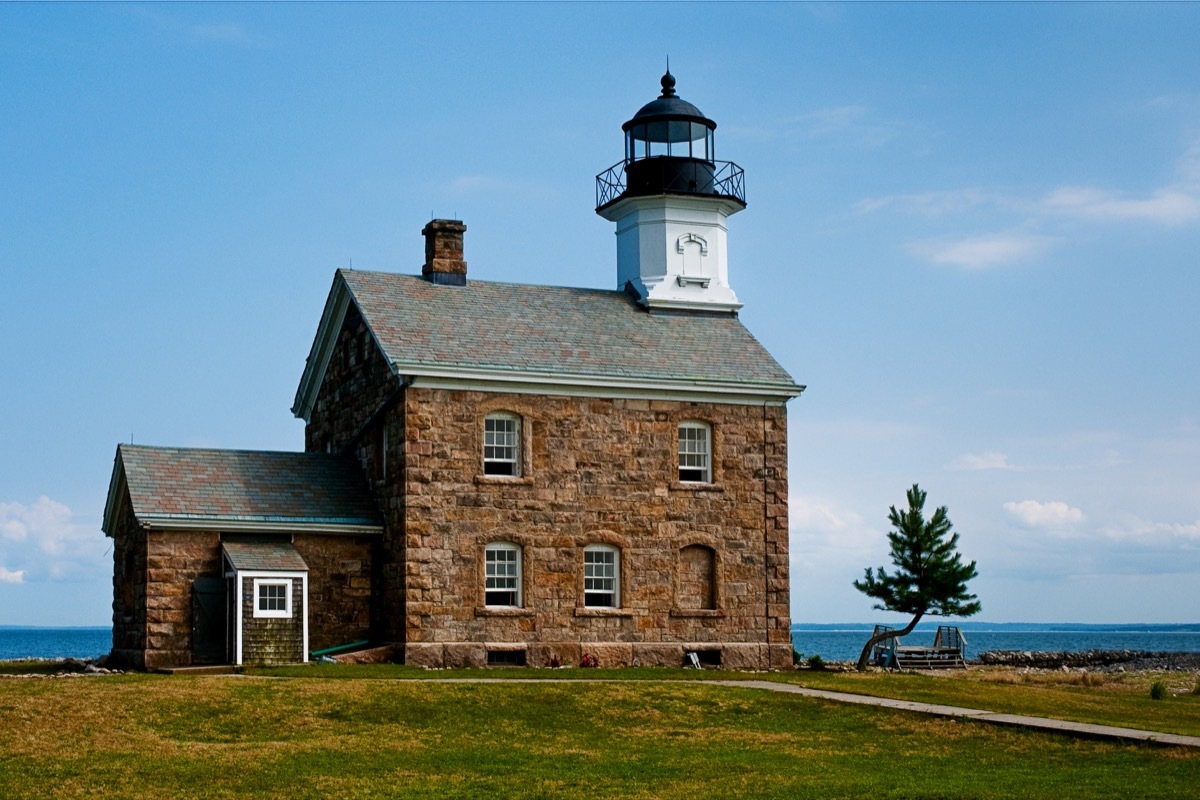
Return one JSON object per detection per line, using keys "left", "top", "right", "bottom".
{"left": 102, "top": 445, "right": 383, "bottom": 669}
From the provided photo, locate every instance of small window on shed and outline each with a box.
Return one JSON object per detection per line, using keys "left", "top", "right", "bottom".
{"left": 253, "top": 579, "right": 292, "bottom": 619}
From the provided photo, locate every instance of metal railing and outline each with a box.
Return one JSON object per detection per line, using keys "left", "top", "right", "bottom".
{"left": 595, "top": 159, "right": 746, "bottom": 209}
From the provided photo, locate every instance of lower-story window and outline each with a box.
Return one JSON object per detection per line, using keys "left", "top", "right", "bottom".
{"left": 485, "top": 542, "right": 522, "bottom": 607}
{"left": 253, "top": 579, "right": 292, "bottom": 618}
{"left": 583, "top": 545, "right": 620, "bottom": 608}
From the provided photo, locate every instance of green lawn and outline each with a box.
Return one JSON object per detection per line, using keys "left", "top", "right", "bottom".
{"left": 251, "top": 661, "right": 1200, "bottom": 738}
{"left": 1, "top": 673, "right": 1196, "bottom": 799}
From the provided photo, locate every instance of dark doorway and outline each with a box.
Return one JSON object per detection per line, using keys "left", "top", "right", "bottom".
{"left": 192, "top": 577, "right": 227, "bottom": 664}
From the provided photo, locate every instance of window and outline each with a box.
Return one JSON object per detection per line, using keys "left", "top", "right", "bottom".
{"left": 484, "top": 542, "right": 522, "bottom": 607}
{"left": 253, "top": 579, "right": 292, "bottom": 618}
{"left": 583, "top": 545, "right": 620, "bottom": 608}
{"left": 678, "top": 421, "right": 711, "bottom": 483}
{"left": 484, "top": 413, "right": 521, "bottom": 476}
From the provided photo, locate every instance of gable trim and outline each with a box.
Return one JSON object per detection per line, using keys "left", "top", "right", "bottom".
{"left": 293, "top": 274, "right": 396, "bottom": 423}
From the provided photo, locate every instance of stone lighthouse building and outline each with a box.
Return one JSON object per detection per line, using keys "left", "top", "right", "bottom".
{"left": 103, "top": 72, "right": 803, "bottom": 670}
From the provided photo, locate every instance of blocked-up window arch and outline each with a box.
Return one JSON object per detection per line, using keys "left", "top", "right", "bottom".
{"left": 677, "top": 544, "right": 716, "bottom": 610}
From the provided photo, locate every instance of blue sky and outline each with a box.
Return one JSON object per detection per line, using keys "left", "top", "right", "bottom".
{"left": 2, "top": 4, "right": 1198, "bottom": 626}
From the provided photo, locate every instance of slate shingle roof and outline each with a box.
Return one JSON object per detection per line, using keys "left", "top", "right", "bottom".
{"left": 107, "top": 445, "right": 382, "bottom": 532}
{"left": 222, "top": 540, "right": 309, "bottom": 572}
{"left": 338, "top": 270, "right": 798, "bottom": 388}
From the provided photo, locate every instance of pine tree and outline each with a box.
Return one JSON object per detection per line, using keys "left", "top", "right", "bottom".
{"left": 854, "top": 484, "right": 981, "bottom": 671}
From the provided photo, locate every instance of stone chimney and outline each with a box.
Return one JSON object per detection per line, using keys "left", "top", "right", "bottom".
{"left": 421, "top": 219, "right": 467, "bottom": 286}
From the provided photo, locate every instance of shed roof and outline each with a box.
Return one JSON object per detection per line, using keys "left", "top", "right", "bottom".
{"left": 222, "top": 540, "right": 309, "bottom": 572}
{"left": 103, "top": 445, "right": 383, "bottom": 536}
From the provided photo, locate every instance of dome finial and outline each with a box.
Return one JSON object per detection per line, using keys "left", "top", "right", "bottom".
{"left": 660, "top": 65, "right": 676, "bottom": 99}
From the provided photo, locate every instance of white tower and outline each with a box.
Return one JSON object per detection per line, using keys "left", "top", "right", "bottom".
{"left": 596, "top": 71, "right": 746, "bottom": 313}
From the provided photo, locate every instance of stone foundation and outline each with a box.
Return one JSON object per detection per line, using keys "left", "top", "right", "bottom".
{"left": 404, "top": 641, "right": 788, "bottom": 670}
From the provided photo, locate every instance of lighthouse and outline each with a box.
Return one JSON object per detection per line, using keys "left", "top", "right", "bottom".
{"left": 596, "top": 71, "right": 747, "bottom": 313}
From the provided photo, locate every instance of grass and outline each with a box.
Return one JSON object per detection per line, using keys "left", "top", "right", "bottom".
{"left": 1, "top": 671, "right": 1197, "bottom": 799}
{"left": 246, "top": 661, "right": 1200, "bottom": 737}
{"left": 774, "top": 667, "right": 1200, "bottom": 738}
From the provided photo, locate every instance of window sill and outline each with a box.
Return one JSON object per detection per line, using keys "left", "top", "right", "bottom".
{"left": 669, "top": 481, "right": 724, "bottom": 493}
{"left": 573, "top": 608, "right": 635, "bottom": 618}
{"left": 669, "top": 608, "right": 725, "bottom": 618}
{"left": 474, "top": 475, "right": 534, "bottom": 486}
{"left": 474, "top": 607, "right": 535, "bottom": 618}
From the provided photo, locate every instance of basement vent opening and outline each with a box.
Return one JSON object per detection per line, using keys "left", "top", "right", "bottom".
{"left": 685, "top": 650, "right": 721, "bottom": 668}
{"left": 487, "top": 649, "right": 527, "bottom": 667}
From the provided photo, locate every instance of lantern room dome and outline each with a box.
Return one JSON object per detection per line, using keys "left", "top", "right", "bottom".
{"left": 624, "top": 71, "right": 712, "bottom": 129}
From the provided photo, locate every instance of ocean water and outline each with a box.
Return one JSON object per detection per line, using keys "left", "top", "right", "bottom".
{"left": 2, "top": 624, "right": 1199, "bottom": 663}
{"left": 0, "top": 627, "right": 112, "bottom": 661}
{"left": 791, "top": 624, "right": 1200, "bottom": 662}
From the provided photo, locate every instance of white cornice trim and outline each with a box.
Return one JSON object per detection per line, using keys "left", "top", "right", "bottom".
{"left": 141, "top": 516, "right": 383, "bottom": 536}
{"left": 396, "top": 364, "right": 803, "bottom": 405}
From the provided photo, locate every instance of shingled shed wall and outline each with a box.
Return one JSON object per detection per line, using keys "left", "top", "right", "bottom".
{"left": 239, "top": 575, "right": 305, "bottom": 665}
{"left": 400, "top": 387, "right": 792, "bottom": 670}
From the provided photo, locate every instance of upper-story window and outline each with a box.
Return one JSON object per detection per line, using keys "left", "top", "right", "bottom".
{"left": 484, "top": 412, "right": 521, "bottom": 476}
{"left": 484, "top": 542, "right": 522, "bottom": 607}
{"left": 583, "top": 544, "right": 620, "bottom": 608}
{"left": 678, "top": 421, "right": 711, "bottom": 483}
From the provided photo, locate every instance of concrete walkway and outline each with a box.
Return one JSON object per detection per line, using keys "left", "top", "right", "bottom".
{"left": 712, "top": 679, "right": 1200, "bottom": 749}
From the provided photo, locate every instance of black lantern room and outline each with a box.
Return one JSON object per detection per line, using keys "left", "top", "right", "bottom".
{"left": 596, "top": 71, "right": 745, "bottom": 211}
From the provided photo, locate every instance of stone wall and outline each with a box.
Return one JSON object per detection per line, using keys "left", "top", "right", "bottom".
{"left": 109, "top": 502, "right": 147, "bottom": 668}
{"left": 144, "top": 530, "right": 222, "bottom": 670}
{"left": 401, "top": 388, "right": 792, "bottom": 669}
{"left": 293, "top": 534, "right": 373, "bottom": 652}
{"left": 304, "top": 303, "right": 405, "bottom": 642}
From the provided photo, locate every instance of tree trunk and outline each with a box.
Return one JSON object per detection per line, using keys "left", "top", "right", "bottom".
{"left": 855, "top": 610, "right": 925, "bottom": 672}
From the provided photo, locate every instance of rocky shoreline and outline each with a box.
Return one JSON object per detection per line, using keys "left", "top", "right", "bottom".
{"left": 975, "top": 649, "right": 1200, "bottom": 672}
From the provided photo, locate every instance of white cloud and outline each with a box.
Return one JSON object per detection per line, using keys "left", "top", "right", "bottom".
{"left": 1041, "top": 186, "right": 1200, "bottom": 225}
{"left": 448, "top": 174, "right": 502, "bottom": 192}
{"left": 906, "top": 231, "right": 1058, "bottom": 270}
{"left": 188, "top": 22, "right": 256, "bottom": 45}
{"left": 1003, "top": 499, "right": 1085, "bottom": 528}
{"left": 1098, "top": 515, "right": 1200, "bottom": 544}
{"left": 0, "top": 497, "right": 107, "bottom": 581}
{"left": 948, "top": 451, "right": 1011, "bottom": 471}
{"left": 856, "top": 188, "right": 1000, "bottom": 217}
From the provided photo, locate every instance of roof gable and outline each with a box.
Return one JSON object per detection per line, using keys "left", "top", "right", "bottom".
{"left": 103, "top": 445, "right": 383, "bottom": 536}
{"left": 294, "top": 270, "right": 801, "bottom": 419}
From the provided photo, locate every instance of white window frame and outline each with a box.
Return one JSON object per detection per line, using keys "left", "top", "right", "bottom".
{"left": 484, "top": 542, "right": 522, "bottom": 607}
{"left": 253, "top": 578, "right": 293, "bottom": 619}
{"left": 678, "top": 421, "right": 712, "bottom": 483}
{"left": 583, "top": 544, "right": 620, "bottom": 608}
{"left": 483, "top": 412, "right": 521, "bottom": 477}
